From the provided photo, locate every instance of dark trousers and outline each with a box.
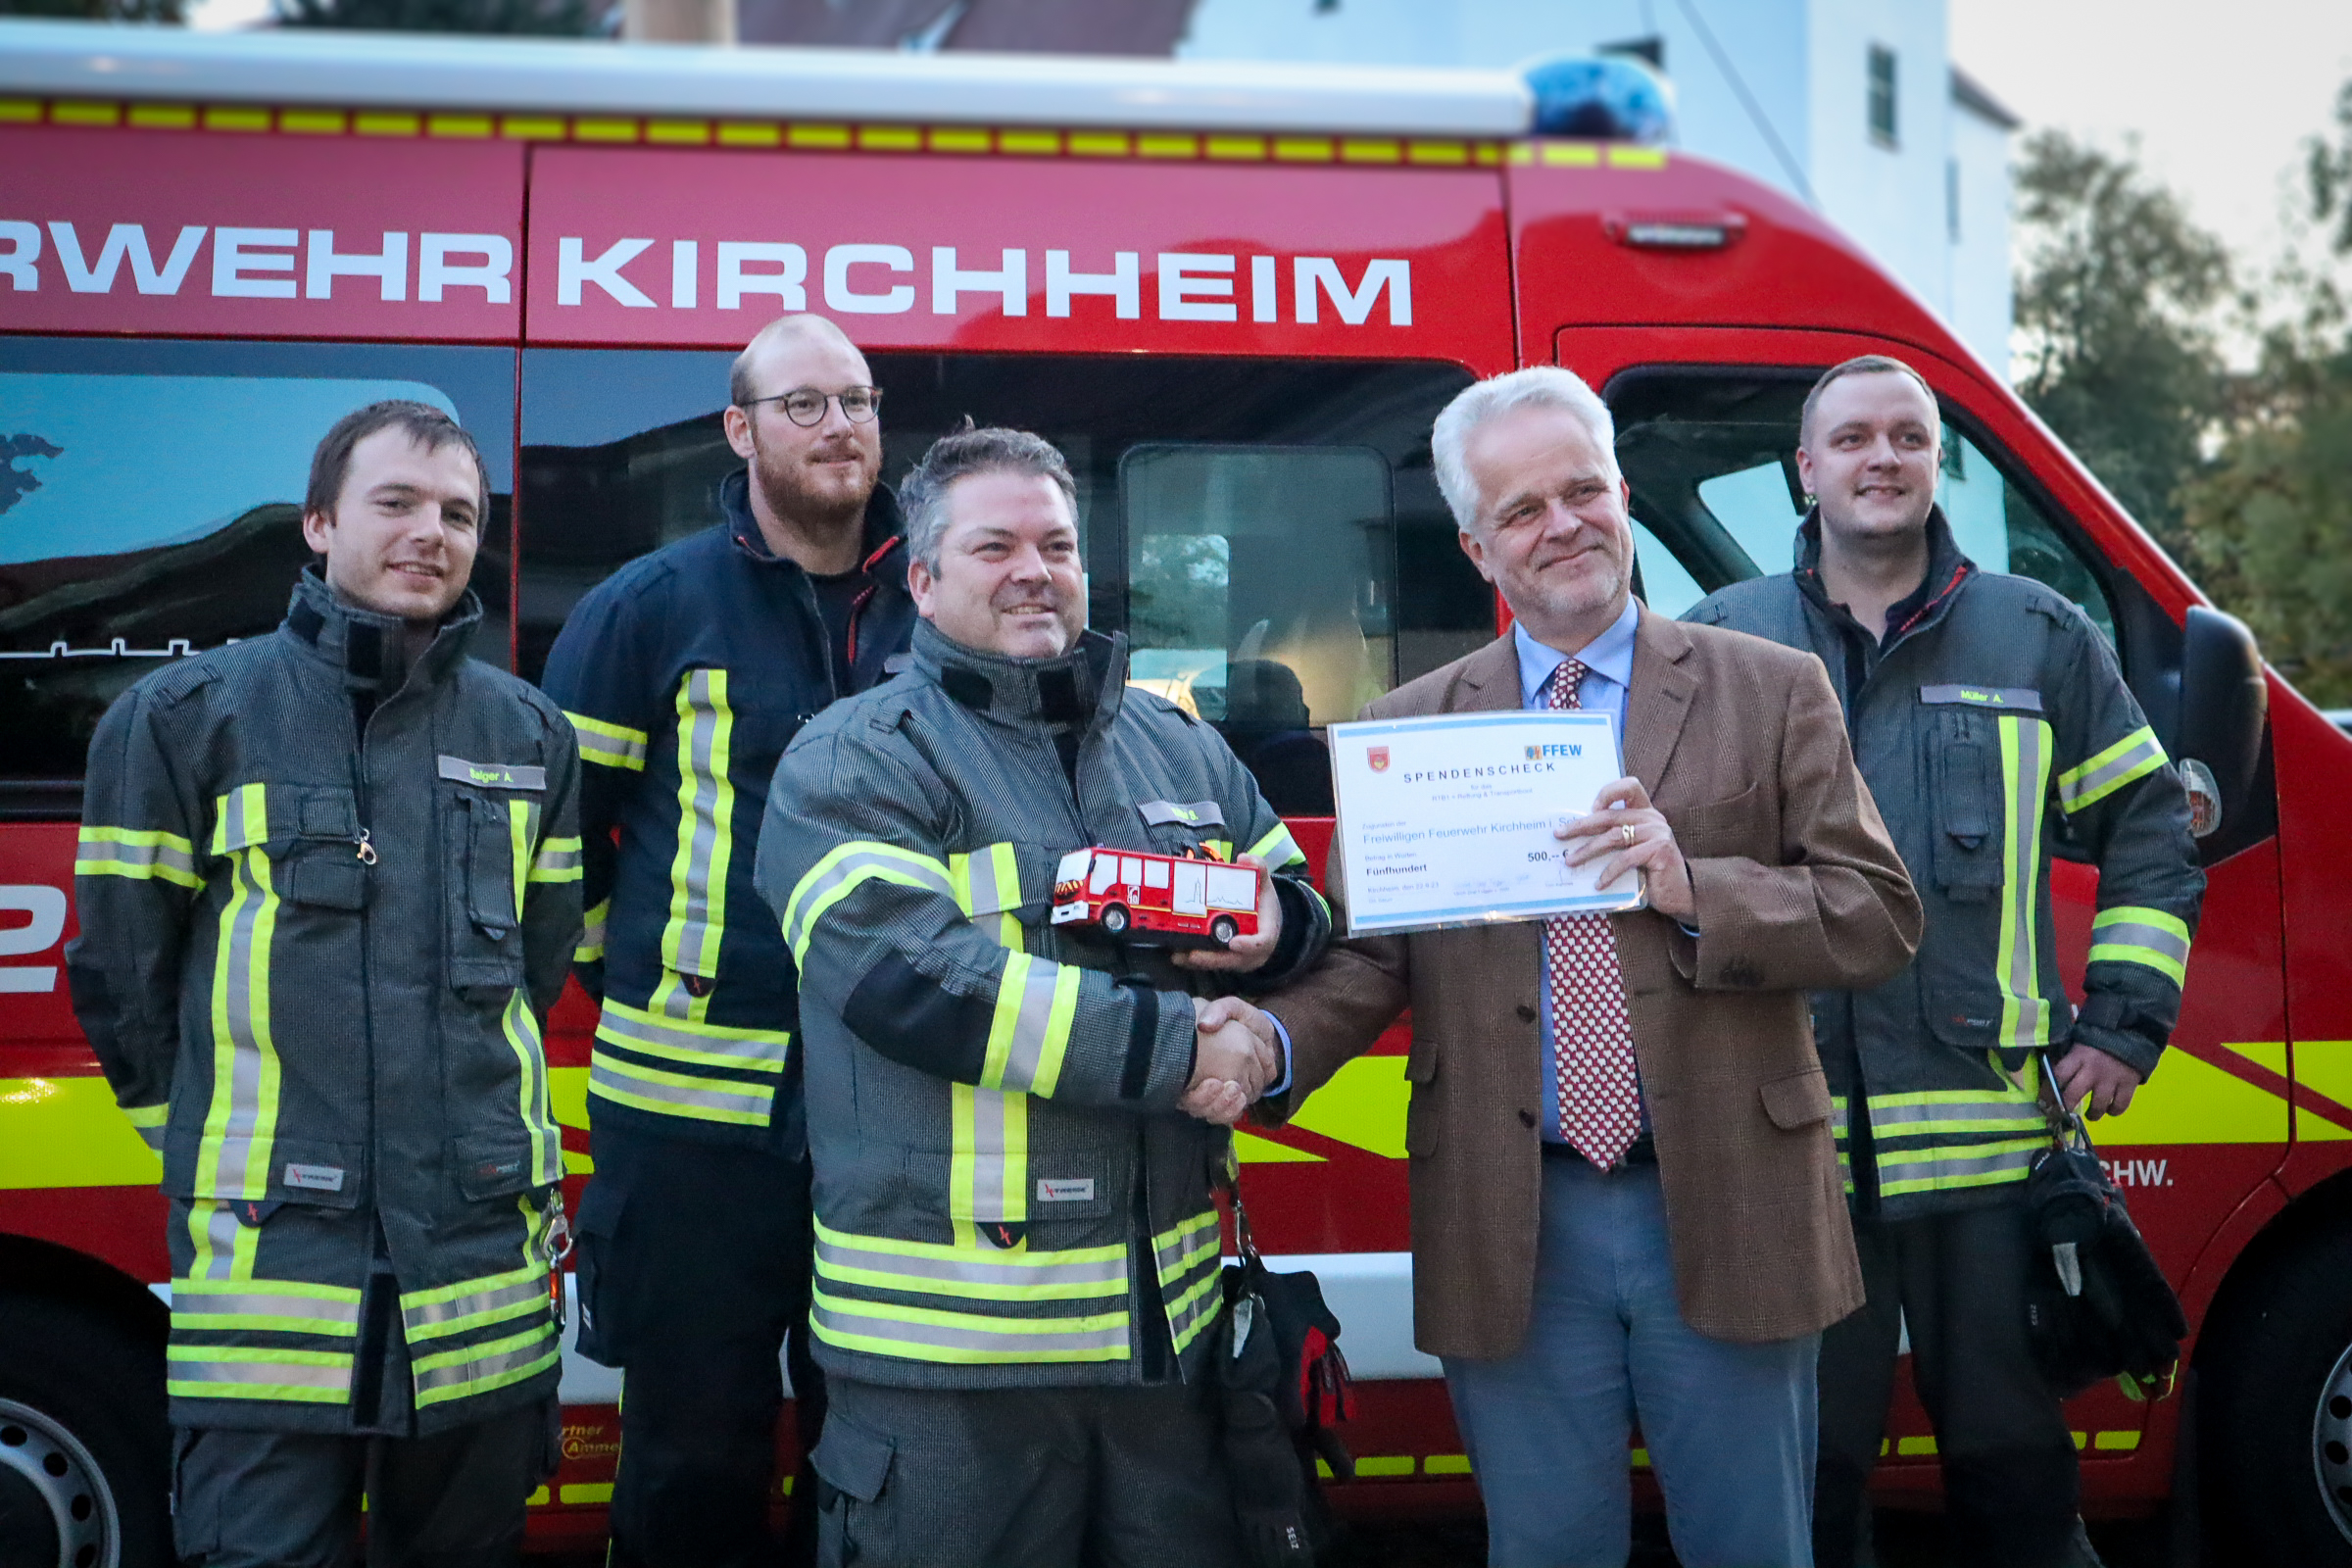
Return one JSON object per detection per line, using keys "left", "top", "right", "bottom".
{"left": 1814, "top": 1198, "right": 2081, "bottom": 1568}
{"left": 811, "top": 1377, "right": 1242, "bottom": 1568}
{"left": 170, "top": 1398, "right": 555, "bottom": 1568}
{"left": 577, "top": 1126, "right": 824, "bottom": 1568}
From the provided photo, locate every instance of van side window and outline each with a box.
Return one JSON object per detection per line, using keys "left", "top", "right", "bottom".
{"left": 518, "top": 353, "right": 1487, "bottom": 814}
{"left": 1606, "top": 368, "right": 2118, "bottom": 645}
{"left": 0, "top": 338, "right": 516, "bottom": 812}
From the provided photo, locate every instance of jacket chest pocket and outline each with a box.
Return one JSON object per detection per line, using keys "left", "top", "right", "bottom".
{"left": 1924, "top": 705, "right": 2006, "bottom": 903}
{"left": 212, "top": 782, "right": 371, "bottom": 910}
{"left": 443, "top": 787, "right": 537, "bottom": 998}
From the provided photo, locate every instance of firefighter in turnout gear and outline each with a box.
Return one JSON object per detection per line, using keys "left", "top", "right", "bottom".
{"left": 66, "top": 402, "right": 580, "bottom": 1568}
{"left": 539, "top": 316, "right": 915, "bottom": 1568}
{"left": 753, "top": 427, "right": 1331, "bottom": 1568}
{"left": 1687, "top": 357, "right": 2205, "bottom": 1568}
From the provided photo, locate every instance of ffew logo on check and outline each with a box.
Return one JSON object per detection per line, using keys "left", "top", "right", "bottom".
{"left": 1525, "top": 743, "right": 1585, "bottom": 760}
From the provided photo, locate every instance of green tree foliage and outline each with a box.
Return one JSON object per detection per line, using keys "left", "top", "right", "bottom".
{"left": 2013, "top": 130, "right": 2233, "bottom": 564}
{"left": 275, "top": 0, "right": 602, "bottom": 34}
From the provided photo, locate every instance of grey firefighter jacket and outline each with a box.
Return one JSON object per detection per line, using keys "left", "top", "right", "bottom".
{"left": 752, "top": 621, "right": 1331, "bottom": 1391}
{"left": 1687, "top": 509, "right": 2204, "bottom": 1220}
{"left": 66, "top": 572, "right": 583, "bottom": 1435}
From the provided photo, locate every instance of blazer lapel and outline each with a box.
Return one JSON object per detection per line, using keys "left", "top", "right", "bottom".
{"left": 1623, "top": 606, "right": 1698, "bottom": 792}
{"left": 1446, "top": 633, "right": 1524, "bottom": 714}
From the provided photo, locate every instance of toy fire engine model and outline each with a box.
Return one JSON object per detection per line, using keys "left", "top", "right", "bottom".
{"left": 1050, "top": 846, "right": 1264, "bottom": 949}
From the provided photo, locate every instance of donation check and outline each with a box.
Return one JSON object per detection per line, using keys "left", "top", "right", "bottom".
{"left": 1328, "top": 710, "right": 1642, "bottom": 936}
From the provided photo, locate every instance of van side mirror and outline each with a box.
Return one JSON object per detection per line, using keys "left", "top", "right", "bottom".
{"left": 2173, "top": 606, "right": 2267, "bottom": 840}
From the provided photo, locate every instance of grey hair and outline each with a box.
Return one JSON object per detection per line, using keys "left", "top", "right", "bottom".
{"left": 1430, "top": 366, "right": 1619, "bottom": 531}
{"left": 899, "top": 425, "right": 1079, "bottom": 570}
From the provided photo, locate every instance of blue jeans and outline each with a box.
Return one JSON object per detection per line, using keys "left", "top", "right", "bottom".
{"left": 1444, "top": 1154, "right": 1820, "bottom": 1568}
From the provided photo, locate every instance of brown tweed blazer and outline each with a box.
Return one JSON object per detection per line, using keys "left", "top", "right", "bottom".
{"left": 1264, "top": 609, "right": 1921, "bottom": 1352}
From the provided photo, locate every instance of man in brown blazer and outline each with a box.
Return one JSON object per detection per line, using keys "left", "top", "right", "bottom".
{"left": 1259, "top": 367, "right": 1921, "bottom": 1568}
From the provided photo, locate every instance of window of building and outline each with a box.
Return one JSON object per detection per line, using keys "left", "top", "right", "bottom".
{"left": 1868, "top": 44, "right": 1899, "bottom": 148}
{"left": 516, "top": 351, "right": 1489, "bottom": 814}
{"left": 0, "top": 337, "right": 516, "bottom": 810}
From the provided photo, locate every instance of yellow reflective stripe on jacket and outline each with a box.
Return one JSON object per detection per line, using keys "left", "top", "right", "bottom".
{"left": 122, "top": 1100, "right": 168, "bottom": 1153}
{"left": 783, "top": 841, "right": 956, "bottom": 965}
{"left": 1873, "top": 1136, "right": 2045, "bottom": 1198}
{"left": 2058, "top": 726, "right": 2166, "bottom": 814}
{"left": 588, "top": 1050, "right": 775, "bottom": 1125}
{"left": 76, "top": 826, "right": 201, "bottom": 888}
{"left": 166, "top": 1344, "right": 354, "bottom": 1403}
{"left": 565, "top": 710, "right": 648, "bottom": 772}
{"left": 576, "top": 899, "right": 609, "bottom": 964}
{"left": 951, "top": 842, "right": 1023, "bottom": 948}
{"left": 413, "top": 1321, "right": 562, "bottom": 1408}
{"left": 185, "top": 1199, "right": 258, "bottom": 1283}
{"left": 1152, "top": 1209, "right": 1226, "bottom": 1356}
{"left": 501, "top": 802, "right": 563, "bottom": 1184}
{"left": 950, "top": 1083, "right": 1029, "bottom": 1243}
{"left": 979, "top": 951, "right": 1082, "bottom": 1098}
{"left": 593, "top": 997, "right": 790, "bottom": 1070}
{"left": 209, "top": 782, "right": 268, "bottom": 857}
{"left": 813, "top": 1219, "right": 1125, "bottom": 1302}
{"left": 809, "top": 1286, "right": 1130, "bottom": 1365}
{"left": 530, "top": 836, "right": 583, "bottom": 884}
{"left": 2089, "top": 906, "right": 2192, "bottom": 988}
{"left": 172, "top": 1276, "right": 364, "bottom": 1337}
{"left": 589, "top": 997, "right": 786, "bottom": 1126}
{"left": 660, "top": 669, "right": 736, "bottom": 985}
{"left": 1245, "top": 823, "right": 1306, "bottom": 871}
{"left": 1995, "top": 716, "right": 2055, "bottom": 1050}
{"left": 402, "top": 1262, "right": 550, "bottom": 1343}
{"left": 201, "top": 839, "right": 282, "bottom": 1205}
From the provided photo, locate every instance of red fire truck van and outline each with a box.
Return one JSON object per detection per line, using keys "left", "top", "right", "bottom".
{"left": 2, "top": 20, "right": 2349, "bottom": 1567}
{"left": 1051, "top": 847, "right": 1263, "bottom": 947}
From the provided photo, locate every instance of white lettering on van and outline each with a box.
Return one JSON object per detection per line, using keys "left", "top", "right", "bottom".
{"left": 0, "top": 885, "right": 69, "bottom": 995}
{"left": 1250, "top": 255, "right": 1278, "bottom": 322}
{"left": 670, "top": 240, "right": 697, "bottom": 310}
{"left": 1296, "top": 257, "right": 1412, "bottom": 326}
{"left": 1046, "top": 249, "right": 1139, "bottom": 318}
{"left": 307, "top": 230, "right": 409, "bottom": 301}
{"left": 212, "top": 227, "right": 299, "bottom": 299}
{"left": 933, "top": 246, "right": 1027, "bottom": 317}
{"left": 559, "top": 236, "right": 655, "bottom": 308}
{"left": 718, "top": 241, "right": 808, "bottom": 311}
{"left": 49, "top": 222, "right": 206, "bottom": 295}
{"left": 824, "top": 243, "right": 914, "bottom": 314}
{"left": 0, "top": 221, "right": 39, "bottom": 291}
{"left": 418, "top": 233, "right": 513, "bottom": 304}
{"left": 1158, "top": 253, "right": 1235, "bottom": 322}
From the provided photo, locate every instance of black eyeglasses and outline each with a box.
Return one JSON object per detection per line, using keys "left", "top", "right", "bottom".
{"left": 742, "top": 386, "right": 884, "bottom": 426}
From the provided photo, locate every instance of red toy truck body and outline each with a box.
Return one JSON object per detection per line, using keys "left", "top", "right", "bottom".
{"left": 1051, "top": 847, "right": 1262, "bottom": 948}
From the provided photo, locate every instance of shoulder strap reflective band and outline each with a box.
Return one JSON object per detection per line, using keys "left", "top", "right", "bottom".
{"left": 565, "top": 710, "right": 649, "bottom": 772}
{"left": 1245, "top": 823, "right": 1306, "bottom": 871}
{"left": 783, "top": 841, "right": 956, "bottom": 967}
{"left": 576, "top": 899, "right": 610, "bottom": 964}
{"left": 200, "top": 834, "right": 282, "bottom": 1206}
{"left": 1153, "top": 1210, "right": 1225, "bottom": 1356}
{"left": 76, "top": 826, "right": 201, "bottom": 888}
{"left": 2058, "top": 725, "right": 2167, "bottom": 815}
{"left": 809, "top": 1286, "right": 1130, "bottom": 1365}
{"left": 1995, "top": 716, "right": 2055, "bottom": 1051}
{"left": 589, "top": 996, "right": 788, "bottom": 1128}
{"left": 2089, "top": 906, "right": 2192, "bottom": 988}
{"left": 530, "top": 836, "right": 583, "bottom": 884}
{"left": 660, "top": 669, "right": 737, "bottom": 986}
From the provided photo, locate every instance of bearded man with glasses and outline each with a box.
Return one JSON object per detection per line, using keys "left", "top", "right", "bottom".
{"left": 542, "top": 314, "right": 914, "bottom": 1568}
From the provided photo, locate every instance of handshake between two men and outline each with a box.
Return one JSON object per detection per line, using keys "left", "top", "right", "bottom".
{"left": 1156, "top": 853, "right": 1289, "bottom": 1128}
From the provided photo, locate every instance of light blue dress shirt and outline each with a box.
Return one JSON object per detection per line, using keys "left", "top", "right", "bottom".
{"left": 1514, "top": 600, "right": 1651, "bottom": 1147}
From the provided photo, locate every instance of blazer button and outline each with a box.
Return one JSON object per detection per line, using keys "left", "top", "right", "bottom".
{"left": 1515, "top": 1004, "right": 1537, "bottom": 1023}
{"left": 1517, "top": 1108, "right": 1537, "bottom": 1129}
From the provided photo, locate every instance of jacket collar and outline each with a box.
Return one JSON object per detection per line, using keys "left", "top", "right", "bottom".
{"left": 720, "top": 469, "right": 910, "bottom": 587}
{"left": 282, "top": 567, "right": 480, "bottom": 694}
{"left": 912, "top": 619, "right": 1127, "bottom": 730}
{"left": 1794, "top": 503, "right": 1976, "bottom": 646}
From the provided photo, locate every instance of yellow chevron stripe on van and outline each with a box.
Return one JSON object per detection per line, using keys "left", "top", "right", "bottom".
{"left": 2080, "top": 1048, "right": 2287, "bottom": 1147}
{"left": 1286, "top": 1055, "right": 1409, "bottom": 1159}
{"left": 0, "top": 1077, "right": 164, "bottom": 1189}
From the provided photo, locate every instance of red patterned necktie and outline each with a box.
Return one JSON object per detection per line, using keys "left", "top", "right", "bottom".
{"left": 1542, "top": 660, "right": 1644, "bottom": 1169}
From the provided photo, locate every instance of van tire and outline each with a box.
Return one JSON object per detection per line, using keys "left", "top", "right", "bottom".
{"left": 1101, "top": 905, "right": 1129, "bottom": 937}
{"left": 2199, "top": 1217, "right": 2352, "bottom": 1567}
{"left": 0, "top": 1291, "right": 172, "bottom": 1568}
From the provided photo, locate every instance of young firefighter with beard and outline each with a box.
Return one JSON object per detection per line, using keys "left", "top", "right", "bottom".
{"left": 754, "top": 428, "right": 1327, "bottom": 1567}
{"left": 68, "top": 402, "right": 581, "bottom": 1567}
{"left": 541, "top": 316, "right": 914, "bottom": 1568}
{"left": 1688, "top": 356, "right": 2205, "bottom": 1568}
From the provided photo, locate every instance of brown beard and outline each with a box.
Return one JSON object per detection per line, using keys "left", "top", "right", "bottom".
{"left": 749, "top": 431, "right": 877, "bottom": 537}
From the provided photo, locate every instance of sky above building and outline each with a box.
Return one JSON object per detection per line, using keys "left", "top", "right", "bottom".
{"left": 1952, "top": 0, "right": 2352, "bottom": 264}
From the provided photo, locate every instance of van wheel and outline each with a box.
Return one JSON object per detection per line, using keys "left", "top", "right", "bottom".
{"left": 1211, "top": 915, "right": 1239, "bottom": 946}
{"left": 1101, "top": 905, "right": 1129, "bottom": 936}
{"left": 2200, "top": 1219, "right": 2352, "bottom": 1566}
{"left": 0, "top": 1293, "right": 171, "bottom": 1568}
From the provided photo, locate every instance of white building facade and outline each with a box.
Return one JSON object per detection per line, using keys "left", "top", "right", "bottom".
{"left": 1178, "top": 0, "right": 2019, "bottom": 378}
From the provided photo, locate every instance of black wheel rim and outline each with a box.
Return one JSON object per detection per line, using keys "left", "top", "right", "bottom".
{"left": 0, "top": 1396, "right": 118, "bottom": 1568}
{"left": 2315, "top": 1338, "right": 2352, "bottom": 1544}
